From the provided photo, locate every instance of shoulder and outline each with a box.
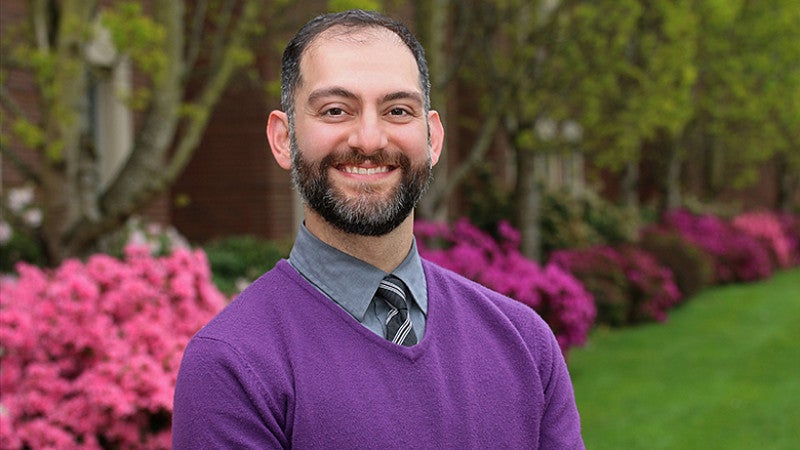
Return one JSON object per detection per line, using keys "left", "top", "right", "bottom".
{"left": 422, "top": 259, "right": 555, "bottom": 349}
{"left": 188, "top": 260, "right": 328, "bottom": 363}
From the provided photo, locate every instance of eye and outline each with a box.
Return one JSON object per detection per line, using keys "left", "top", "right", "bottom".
{"left": 323, "top": 107, "right": 346, "bottom": 117}
{"left": 388, "top": 107, "right": 409, "bottom": 116}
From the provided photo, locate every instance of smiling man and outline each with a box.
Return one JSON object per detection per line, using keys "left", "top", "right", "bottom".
{"left": 173, "top": 9, "right": 584, "bottom": 449}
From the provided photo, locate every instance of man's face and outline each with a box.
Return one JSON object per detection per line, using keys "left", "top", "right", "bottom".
{"left": 288, "top": 28, "right": 440, "bottom": 236}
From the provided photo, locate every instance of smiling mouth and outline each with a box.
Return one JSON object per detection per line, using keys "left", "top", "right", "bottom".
{"left": 340, "top": 165, "right": 392, "bottom": 175}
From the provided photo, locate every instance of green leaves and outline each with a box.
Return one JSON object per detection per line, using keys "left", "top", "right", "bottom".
{"left": 100, "top": 2, "right": 167, "bottom": 81}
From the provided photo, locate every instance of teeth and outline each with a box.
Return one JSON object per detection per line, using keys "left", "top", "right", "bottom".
{"left": 343, "top": 166, "right": 390, "bottom": 175}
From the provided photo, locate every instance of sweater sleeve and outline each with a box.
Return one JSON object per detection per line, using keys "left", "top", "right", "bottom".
{"left": 172, "top": 336, "right": 291, "bottom": 449}
{"left": 537, "top": 319, "right": 586, "bottom": 450}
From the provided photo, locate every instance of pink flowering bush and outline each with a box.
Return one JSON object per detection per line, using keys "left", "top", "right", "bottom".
{"left": 415, "top": 219, "right": 596, "bottom": 355}
{"left": 0, "top": 245, "right": 226, "bottom": 449}
{"left": 732, "top": 212, "right": 800, "bottom": 269}
{"left": 663, "top": 209, "right": 774, "bottom": 283}
{"left": 550, "top": 245, "right": 682, "bottom": 326}
{"left": 732, "top": 211, "right": 795, "bottom": 269}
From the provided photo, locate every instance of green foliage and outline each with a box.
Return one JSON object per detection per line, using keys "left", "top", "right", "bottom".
{"left": 463, "top": 164, "right": 515, "bottom": 235}
{"left": 687, "top": 0, "right": 800, "bottom": 193}
{"left": 11, "top": 119, "right": 45, "bottom": 149}
{"left": 203, "top": 235, "right": 288, "bottom": 295}
{"left": 0, "top": 230, "right": 47, "bottom": 273}
{"left": 566, "top": 0, "right": 698, "bottom": 173}
{"left": 100, "top": 2, "right": 166, "bottom": 80}
{"left": 540, "top": 189, "right": 640, "bottom": 257}
{"left": 328, "top": 0, "right": 383, "bottom": 13}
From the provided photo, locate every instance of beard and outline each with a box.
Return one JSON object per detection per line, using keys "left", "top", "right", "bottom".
{"left": 290, "top": 137, "right": 433, "bottom": 237}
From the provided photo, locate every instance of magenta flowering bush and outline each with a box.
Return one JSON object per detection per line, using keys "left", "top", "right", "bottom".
{"left": 550, "top": 245, "right": 682, "bottom": 326}
{"left": 732, "top": 211, "right": 795, "bottom": 269}
{"left": 0, "top": 246, "right": 226, "bottom": 449}
{"left": 415, "top": 219, "right": 596, "bottom": 355}
{"left": 663, "top": 209, "right": 774, "bottom": 283}
{"left": 616, "top": 245, "right": 683, "bottom": 322}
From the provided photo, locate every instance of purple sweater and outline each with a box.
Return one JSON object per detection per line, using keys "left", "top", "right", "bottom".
{"left": 173, "top": 260, "right": 584, "bottom": 449}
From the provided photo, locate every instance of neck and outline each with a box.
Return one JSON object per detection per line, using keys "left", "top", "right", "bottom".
{"left": 304, "top": 208, "right": 415, "bottom": 273}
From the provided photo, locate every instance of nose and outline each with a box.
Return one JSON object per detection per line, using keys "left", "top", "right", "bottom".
{"left": 347, "top": 114, "right": 388, "bottom": 154}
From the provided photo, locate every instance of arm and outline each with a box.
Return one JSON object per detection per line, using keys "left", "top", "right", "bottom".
{"left": 538, "top": 327, "right": 586, "bottom": 450}
{"left": 172, "top": 336, "right": 291, "bottom": 449}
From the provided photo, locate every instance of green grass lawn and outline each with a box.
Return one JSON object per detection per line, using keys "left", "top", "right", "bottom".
{"left": 568, "top": 268, "right": 800, "bottom": 449}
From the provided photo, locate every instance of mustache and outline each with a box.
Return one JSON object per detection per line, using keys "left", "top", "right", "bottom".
{"left": 321, "top": 149, "right": 407, "bottom": 168}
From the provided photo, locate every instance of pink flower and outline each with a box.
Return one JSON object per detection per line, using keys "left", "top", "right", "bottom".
{"left": 416, "top": 219, "right": 596, "bottom": 356}
{"left": 0, "top": 247, "right": 226, "bottom": 448}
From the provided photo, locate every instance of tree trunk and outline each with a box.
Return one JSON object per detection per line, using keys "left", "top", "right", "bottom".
{"left": 416, "top": 0, "right": 451, "bottom": 222}
{"left": 621, "top": 159, "right": 639, "bottom": 209}
{"left": 515, "top": 146, "right": 544, "bottom": 262}
{"left": 664, "top": 141, "right": 682, "bottom": 211}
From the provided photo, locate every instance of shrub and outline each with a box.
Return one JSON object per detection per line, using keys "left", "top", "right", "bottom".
{"left": 415, "top": 219, "right": 596, "bottom": 355}
{"left": 203, "top": 235, "right": 288, "bottom": 295}
{"left": 776, "top": 212, "right": 800, "bottom": 267}
{"left": 540, "top": 188, "right": 639, "bottom": 258}
{"left": 639, "top": 227, "right": 715, "bottom": 298}
{"left": 550, "top": 245, "right": 682, "bottom": 326}
{"left": 732, "top": 211, "right": 795, "bottom": 269}
{"left": 0, "top": 228, "right": 47, "bottom": 273}
{"left": 548, "top": 247, "right": 630, "bottom": 326}
{"left": 616, "top": 245, "right": 683, "bottom": 323}
{"left": 662, "top": 209, "right": 774, "bottom": 283}
{"left": 0, "top": 246, "right": 226, "bottom": 449}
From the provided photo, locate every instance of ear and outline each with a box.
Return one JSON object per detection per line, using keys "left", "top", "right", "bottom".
{"left": 267, "top": 110, "right": 292, "bottom": 170}
{"left": 428, "top": 110, "right": 444, "bottom": 166}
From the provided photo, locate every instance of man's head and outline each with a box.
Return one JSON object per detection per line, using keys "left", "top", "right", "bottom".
{"left": 267, "top": 10, "right": 443, "bottom": 237}
{"left": 280, "top": 10, "right": 431, "bottom": 120}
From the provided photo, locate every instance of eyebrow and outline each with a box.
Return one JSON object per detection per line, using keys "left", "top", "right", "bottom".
{"left": 307, "top": 87, "right": 358, "bottom": 104}
{"left": 307, "top": 87, "right": 423, "bottom": 106}
{"left": 382, "top": 91, "right": 424, "bottom": 106}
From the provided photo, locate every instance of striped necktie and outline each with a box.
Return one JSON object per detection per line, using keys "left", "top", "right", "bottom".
{"left": 375, "top": 275, "right": 417, "bottom": 346}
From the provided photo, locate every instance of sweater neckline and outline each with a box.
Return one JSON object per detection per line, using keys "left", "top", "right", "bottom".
{"left": 275, "top": 259, "right": 433, "bottom": 361}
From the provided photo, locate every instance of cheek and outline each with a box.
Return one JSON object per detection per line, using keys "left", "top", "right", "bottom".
{"left": 294, "top": 126, "right": 343, "bottom": 158}
{"left": 397, "top": 132, "right": 431, "bottom": 160}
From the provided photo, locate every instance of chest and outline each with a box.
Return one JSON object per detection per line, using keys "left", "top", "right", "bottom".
{"left": 285, "top": 329, "right": 544, "bottom": 448}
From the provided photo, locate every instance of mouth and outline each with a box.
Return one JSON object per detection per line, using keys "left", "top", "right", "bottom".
{"left": 340, "top": 165, "right": 393, "bottom": 175}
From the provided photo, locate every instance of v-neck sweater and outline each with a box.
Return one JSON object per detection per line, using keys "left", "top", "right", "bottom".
{"left": 173, "top": 259, "right": 584, "bottom": 449}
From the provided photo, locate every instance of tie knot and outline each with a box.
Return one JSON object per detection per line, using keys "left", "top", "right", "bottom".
{"left": 376, "top": 275, "right": 408, "bottom": 310}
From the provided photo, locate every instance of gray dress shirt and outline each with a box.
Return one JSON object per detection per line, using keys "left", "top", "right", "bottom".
{"left": 288, "top": 224, "right": 428, "bottom": 341}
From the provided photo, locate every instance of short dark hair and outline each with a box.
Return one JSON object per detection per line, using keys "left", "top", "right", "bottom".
{"left": 280, "top": 9, "right": 430, "bottom": 118}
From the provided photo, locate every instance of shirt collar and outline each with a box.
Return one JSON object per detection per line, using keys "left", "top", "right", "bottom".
{"left": 289, "top": 224, "right": 428, "bottom": 321}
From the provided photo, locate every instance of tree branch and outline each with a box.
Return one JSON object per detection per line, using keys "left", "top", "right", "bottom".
{"left": 428, "top": 111, "right": 501, "bottom": 212}
{"left": 164, "top": 0, "right": 260, "bottom": 183}
{"left": 30, "top": 0, "right": 52, "bottom": 51}
{"left": 184, "top": 0, "right": 209, "bottom": 78}
{"left": 208, "top": 0, "right": 236, "bottom": 76}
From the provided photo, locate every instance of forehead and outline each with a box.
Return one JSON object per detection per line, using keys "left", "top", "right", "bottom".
{"left": 298, "top": 27, "right": 420, "bottom": 97}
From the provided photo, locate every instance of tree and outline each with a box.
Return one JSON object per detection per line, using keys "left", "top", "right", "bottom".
{"left": 1, "top": 0, "right": 264, "bottom": 263}
{"left": 436, "top": 0, "right": 688, "bottom": 259}
{"left": 686, "top": 0, "right": 800, "bottom": 211}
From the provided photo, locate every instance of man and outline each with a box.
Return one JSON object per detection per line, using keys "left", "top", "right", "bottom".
{"left": 173, "top": 9, "right": 584, "bottom": 449}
